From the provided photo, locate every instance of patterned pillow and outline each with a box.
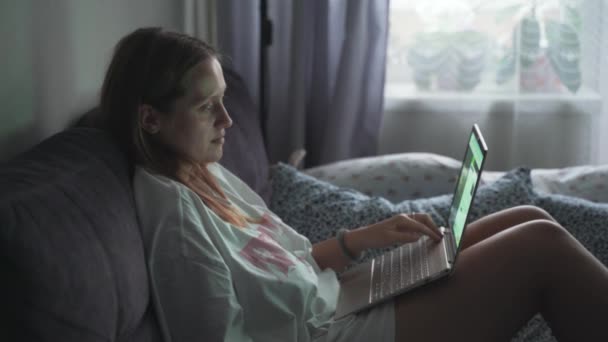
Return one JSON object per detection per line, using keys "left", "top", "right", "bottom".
{"left": 269, "top": 163, "right": 536, "bottom": 257}
{"left": 534, "top": 194, "right": 608, "bottom": 267}
{"left": 532, "top": 165, "right": 608, "bottom": 203}
{"left": 303, "top": 153, "right": 463, "bottom": 202}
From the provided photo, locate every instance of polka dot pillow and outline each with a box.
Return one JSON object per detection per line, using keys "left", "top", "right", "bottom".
{"left": 303, "top": 152, "right": 464, "bottom": 202}
{"left": 269, "top": 162, "right": 536, "bottom": 250}
{"left": 532, "top": 165, "right": 608, "bottom": 203}
{"left": 534, "top": 193, "right": 608, "bottom": 267}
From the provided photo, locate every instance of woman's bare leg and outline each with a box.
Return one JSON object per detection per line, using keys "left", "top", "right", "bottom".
{"left": 460, "top": 205, "right": 555, "bottom": 249}
{"left": 393, "top": 220, "right": 608, "bottom": 342}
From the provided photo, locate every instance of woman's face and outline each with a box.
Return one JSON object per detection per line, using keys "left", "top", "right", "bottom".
{"left": 155, "top": 58, "right": 232, "bottom": 164}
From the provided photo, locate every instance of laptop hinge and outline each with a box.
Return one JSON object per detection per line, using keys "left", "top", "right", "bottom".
{"left": 368, "top": 259, "right": 376, "bottom": 304}
{"left": 440, "top": 236, "right": 451, "bottom": 268}
{"left": 438, "top": 227, "right": 453, "bottom": 265}
{"left": 442, "top": 228, "right": 457, "bottom": 264}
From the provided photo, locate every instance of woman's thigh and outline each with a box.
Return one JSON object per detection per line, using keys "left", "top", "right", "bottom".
{"left": 460, "top": 205, "right": 554, "bottom": 249}
{"left": 393, "top": 220, "right": 556, "bottom": 342}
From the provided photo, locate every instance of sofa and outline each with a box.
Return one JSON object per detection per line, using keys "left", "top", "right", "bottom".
{"left": 0, "top": 68, "right": 272, "bottom": 341}
{"left": 1, "top": 127, "right": 163, "bottom": 341}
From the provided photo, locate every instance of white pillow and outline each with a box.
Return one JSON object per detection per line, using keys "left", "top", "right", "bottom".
{"left": 531, "top": 165, "right": 608, "bottom": 202}
{"left": 303, "top": 153, "right": 463, "bottom": 202}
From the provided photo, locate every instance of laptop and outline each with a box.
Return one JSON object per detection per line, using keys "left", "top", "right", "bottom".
{"left": 334, "top": 124, "right": 488, "bottom": 319}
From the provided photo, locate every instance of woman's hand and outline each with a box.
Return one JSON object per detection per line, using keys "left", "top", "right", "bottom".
{"left": 346, "top": 213, "right": 443, "bottom": 254}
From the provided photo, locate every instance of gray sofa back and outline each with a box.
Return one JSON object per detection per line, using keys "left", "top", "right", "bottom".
{"left": 0, "top": 128, "right": 162, "bottom": 341}
{"left": 0, "top": 66, "right": 270, "bottom": 341}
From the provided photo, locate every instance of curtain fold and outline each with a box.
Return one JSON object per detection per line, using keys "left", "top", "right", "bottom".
{"left": 216, "top": 0, "right": 261, "bottom": 110}
{"left": 266, "top": 0, "right": 390, "bottom": 167}
{"left": 182, "top": 0, "right": 217, "bottom": 47}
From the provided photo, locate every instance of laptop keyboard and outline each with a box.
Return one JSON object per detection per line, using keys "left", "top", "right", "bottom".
{"left": 370, "top": 237, "right": 434, "bottom": 303}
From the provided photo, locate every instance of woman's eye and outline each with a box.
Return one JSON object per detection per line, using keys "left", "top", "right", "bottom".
{"left": 200, "top": 103, "right": 214, "bottom": 112}
{"left": 199, "top": 96, "right": 225, "bottom": 113}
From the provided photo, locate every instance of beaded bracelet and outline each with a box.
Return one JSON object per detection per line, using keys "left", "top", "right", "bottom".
{"left": 336, "top": 228, "right": 366, "bottom": 263}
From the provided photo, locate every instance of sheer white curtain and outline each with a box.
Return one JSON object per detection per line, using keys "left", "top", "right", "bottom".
{"left": 381, "top": 0, "right": 606, "bottom": 170}
{"left": 597, "top": 1, "right": 608, "bottom": 165}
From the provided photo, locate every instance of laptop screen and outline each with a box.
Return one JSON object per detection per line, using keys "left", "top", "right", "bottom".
{"left": 447, "top": 126, "right": 487, "bottom": 248}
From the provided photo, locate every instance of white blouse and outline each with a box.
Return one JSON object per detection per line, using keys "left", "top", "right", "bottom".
{"left": 133, "top": 163, "right": 340, "bottom": 342}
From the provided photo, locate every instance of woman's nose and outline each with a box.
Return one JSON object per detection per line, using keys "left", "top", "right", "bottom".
{"left": 217, "top": 104, "right": 233, "bottom": 128}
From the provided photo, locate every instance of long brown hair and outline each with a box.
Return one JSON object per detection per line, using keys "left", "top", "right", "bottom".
{"left": 100, "top": 27, "right": 254, "bottom": 227}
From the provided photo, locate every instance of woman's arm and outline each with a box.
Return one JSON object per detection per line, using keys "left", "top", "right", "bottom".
{"left": 310, "top": 227, "right": 367, "bottom": 273}
{"left": 311, "top": 213, "right": 443, "bottom": 273}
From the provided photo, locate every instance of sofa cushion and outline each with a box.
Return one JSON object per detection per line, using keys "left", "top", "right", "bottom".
{"left": 0, "top": 128, "right": 161, "bottom": 341}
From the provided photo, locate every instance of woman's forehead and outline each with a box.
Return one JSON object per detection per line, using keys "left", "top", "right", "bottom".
{"left": 182, "top": 58, "right": 225, "bottom": 101}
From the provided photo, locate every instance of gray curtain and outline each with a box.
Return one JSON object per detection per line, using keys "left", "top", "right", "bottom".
{"left": 216, "top": 0, "right": 390, "bottom": 168}
{"left": 216, "top": 0, "right": 261, "bottom": 110}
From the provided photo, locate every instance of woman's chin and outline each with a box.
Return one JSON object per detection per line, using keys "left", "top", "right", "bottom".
{"left": 208, "top": 148, "right": 224, "bottom": 164}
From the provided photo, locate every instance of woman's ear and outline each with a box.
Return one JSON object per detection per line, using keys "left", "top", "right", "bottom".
{"left": 139, "top": 104, "right": 162, "bottom": 134}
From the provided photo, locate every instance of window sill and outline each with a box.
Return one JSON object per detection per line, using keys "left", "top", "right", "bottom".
{"left": 384, "top": 84, "right": 602, "bottom": 112}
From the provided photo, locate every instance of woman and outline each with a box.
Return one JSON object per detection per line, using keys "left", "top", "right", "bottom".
{"left": 99, "top": 27, "right": 608, "bottom": 342}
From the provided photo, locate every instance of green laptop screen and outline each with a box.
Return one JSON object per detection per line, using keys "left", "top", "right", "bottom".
{"left": 448, "top": 133, "right": 485, "bottom": 248}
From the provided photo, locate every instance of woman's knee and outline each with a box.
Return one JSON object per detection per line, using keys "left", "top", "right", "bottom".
{"left": 465, "top": 221, "right": 571, "bottom": 280}
{"left": 512, "top": 205, "right": 555, "bottom": 222}
{"left": 512, "top": 219, "right": 571, "bottom": 252}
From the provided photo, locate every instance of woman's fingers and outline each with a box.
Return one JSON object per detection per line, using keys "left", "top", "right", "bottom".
{"left": 411, "top": 213, "right": 442, "bottom": 237}
{"left": 412, "top": 213, "right": 438, "bottom": 229}
{"left": 398, "top": 214, "right": 442, "bottom": 241}
{"left": 388, "top": 229, "right": 422, "bottom": 243}
{"left": 366, "top": 214, "right": 444, "bottom": 248}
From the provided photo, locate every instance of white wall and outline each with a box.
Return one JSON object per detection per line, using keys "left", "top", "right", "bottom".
{"left": 0, "top": 1, "right": 35, "bottom": 159}
{"left": 0, "top": 0, "right": 184, "bottom": 160}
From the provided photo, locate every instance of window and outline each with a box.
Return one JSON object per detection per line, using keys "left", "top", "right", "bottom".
{"left": 385, "top": 0, "right": 602, "bottom": 98}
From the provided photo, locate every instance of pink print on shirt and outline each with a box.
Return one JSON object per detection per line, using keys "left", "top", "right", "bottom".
{"left": 257, "top": 213, "right": 280, "bottom": 235}
{"left": 239, "top": 214, "right": 295, "bottom": 277}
